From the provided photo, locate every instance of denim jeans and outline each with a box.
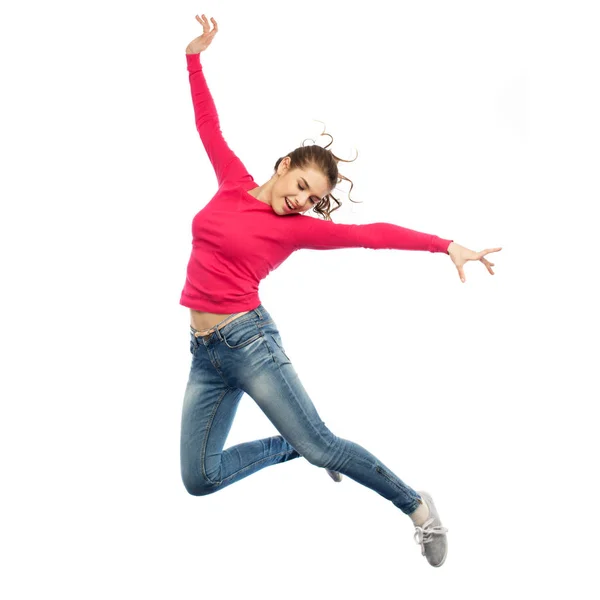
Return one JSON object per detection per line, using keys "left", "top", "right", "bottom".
{"left": 180, "top": 304, "right": 422, "bottom": 514}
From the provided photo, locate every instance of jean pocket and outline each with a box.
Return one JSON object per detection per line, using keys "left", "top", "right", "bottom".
{"left": 189, "top": 333, "right": 201, "bottom": 356}
{"left": 269, "top": 332, "right": 291, "bottom": 363}
{"left": 221, "top": 321, "right": 263, "bottom": 350}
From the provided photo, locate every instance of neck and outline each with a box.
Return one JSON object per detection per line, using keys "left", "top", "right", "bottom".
{"left": 251, "top": 176, "right": 278, "bottom": 205}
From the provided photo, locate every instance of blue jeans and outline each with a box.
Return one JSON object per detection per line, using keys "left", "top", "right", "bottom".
{"left": 180, "top": 304, "right": 422, "bottom": 514}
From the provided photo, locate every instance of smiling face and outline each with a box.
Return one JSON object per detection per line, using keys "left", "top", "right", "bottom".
{"left": 272, "top": 157, "right": 331, "bottom": 216}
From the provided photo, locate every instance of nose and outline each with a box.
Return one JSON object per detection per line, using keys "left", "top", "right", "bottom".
{"left": 297, "top": 193, "right": 309, "bottom": 207}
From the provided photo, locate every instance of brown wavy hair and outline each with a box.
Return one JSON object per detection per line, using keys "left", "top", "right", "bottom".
{"left": 273, "top": 123, "right": 361, "bottom": 221}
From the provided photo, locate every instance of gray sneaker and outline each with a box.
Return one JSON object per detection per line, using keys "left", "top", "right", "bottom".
{"left": 325, "top": 469, "right": 343, "bottom": 482}
{"left": 413, "top": 491, "right": 448, "bottom": 567}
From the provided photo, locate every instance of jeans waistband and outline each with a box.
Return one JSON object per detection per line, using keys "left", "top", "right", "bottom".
{"left": 190, "top": 305, "right": 268, "bottom": 340}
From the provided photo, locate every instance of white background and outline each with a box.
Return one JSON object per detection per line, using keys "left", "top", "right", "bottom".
{"left": 2, "top": 0, "right": 599, "bottom": 598}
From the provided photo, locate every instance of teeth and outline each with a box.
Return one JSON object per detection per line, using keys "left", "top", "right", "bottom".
{"left": 286, "top": 198, "right": 293, "bottom": 210}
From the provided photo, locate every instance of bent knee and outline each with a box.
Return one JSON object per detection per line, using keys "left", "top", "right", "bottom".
{"left": 302, "top": 451, "right": 328, "bottom": 468}
{"left": 182, "top": 472, "right": 220, "bottom": 497}
{"left": 300, "top": 437, "right": 338, "bottom": 469}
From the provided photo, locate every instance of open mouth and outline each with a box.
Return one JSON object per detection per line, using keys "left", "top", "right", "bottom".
{"left": 285, "top": 198, "right": 294, "bottom": 211}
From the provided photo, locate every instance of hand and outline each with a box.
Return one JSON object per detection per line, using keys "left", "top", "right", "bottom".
{"left": 186, "top": 14, "right": 219, "bottom": 54}
{"left": 447, "top": 241, "right": 502, "bottom": 283}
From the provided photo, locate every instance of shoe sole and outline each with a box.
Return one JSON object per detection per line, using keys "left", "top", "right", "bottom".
{"left": 326, "top": 469, "right": 343, "bottom": 482}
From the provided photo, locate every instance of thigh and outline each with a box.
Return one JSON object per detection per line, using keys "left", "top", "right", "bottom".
{"left": 181, "top": 333, "right": 245, "bottom": 478}
{"left": 232, "top": 320, "right": 334, "bottom": 462}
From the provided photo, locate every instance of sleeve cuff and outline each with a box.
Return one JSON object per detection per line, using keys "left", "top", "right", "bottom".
{"left": 430, "top": 236, "right": 453, "bottom": 254}
{"left": 186, "top": 52, "right": 202, "bottom": 73}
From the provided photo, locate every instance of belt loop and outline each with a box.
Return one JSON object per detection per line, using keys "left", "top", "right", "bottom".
{"left": 253, "top": 305, "right": 263, "bottom": 319}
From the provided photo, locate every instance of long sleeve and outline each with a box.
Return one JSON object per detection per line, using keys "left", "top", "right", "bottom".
{"left": 186, "top": 53, "right": 253, "bottom": 187}
{"left": 290, "top": 217, "right": 453, "bottom": 253}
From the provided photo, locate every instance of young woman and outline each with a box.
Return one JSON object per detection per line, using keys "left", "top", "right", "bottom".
{"left": 180, "top": 14, "right": 501, "bottom": 568}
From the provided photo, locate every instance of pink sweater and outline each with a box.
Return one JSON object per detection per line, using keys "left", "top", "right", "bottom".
{"left": 180, "top": 53, "right": 453, "bottom": 313}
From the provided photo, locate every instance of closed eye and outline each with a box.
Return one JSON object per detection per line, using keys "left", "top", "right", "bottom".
{"left": 298, "top": 184, "right": 319, "bottom": 204}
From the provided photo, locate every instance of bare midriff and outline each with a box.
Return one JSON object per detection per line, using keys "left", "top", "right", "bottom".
{"left": 190, "top": 308, "right": 252, "bottom": 336}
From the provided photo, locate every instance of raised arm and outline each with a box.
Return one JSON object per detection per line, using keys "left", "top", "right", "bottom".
{"left": 185, "top": 15, "right": 252, "bottom": 187}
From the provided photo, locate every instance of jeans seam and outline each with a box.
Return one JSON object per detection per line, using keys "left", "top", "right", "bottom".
{"left": 200, "top": 388, "right": 228, "bottom": 485}
{"left": 219, "top": 450, "right": 293, "bottom": 485}
{"left": 375, "top": 465, "right": 406, "bottom": 493}
{"left": 375, "top": 465, "right": 420, "bottom": 510}
{"left": 269, "top": 334, "right": 291, "bottom": 361}
{"left": 262, "top": 335, "right": 335, "bottom": 457}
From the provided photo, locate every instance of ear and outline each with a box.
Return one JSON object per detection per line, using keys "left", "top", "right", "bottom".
{"left": 278, "top": 156, "right": 291, "bottom": 176}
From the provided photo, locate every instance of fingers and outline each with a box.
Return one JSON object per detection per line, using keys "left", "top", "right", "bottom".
{"left": 480, "top": 247, "right": 502, "bottom": 257}
{"left": 479, "top": 257, "right": 495, "bottom": 274}
{"left": 454, "top": 246, "right": 501, "bottom": 282}
{"left": 196, "top": 14, "right": 218, "bottom": 34}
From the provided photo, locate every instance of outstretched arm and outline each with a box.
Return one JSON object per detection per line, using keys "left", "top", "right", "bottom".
{"left": 290, "top": 218, "right": 501, "bottom": 282}
{"left": 185, "top": 15, "right": 252, "bottom": 187}
{"left": 292, "top": 218, "right": 453, "bottom": 253}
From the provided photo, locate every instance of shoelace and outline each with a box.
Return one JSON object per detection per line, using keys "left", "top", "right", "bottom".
{"left": 413, "top": 517, "right": 449, "bottom": 555}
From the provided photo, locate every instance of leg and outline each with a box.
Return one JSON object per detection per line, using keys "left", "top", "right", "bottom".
{"left": 225, "top": 316, "right": 422, "bottom": 515}
{"left": 190, "top": 305, "right": 447, "bottom": 565}
{"left": 180, "top": 327, "right": 300, "bottom": 496}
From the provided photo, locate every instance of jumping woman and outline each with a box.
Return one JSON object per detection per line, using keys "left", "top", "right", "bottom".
{"left": 180, "top": 14, "right": 501, "bottom": 568}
